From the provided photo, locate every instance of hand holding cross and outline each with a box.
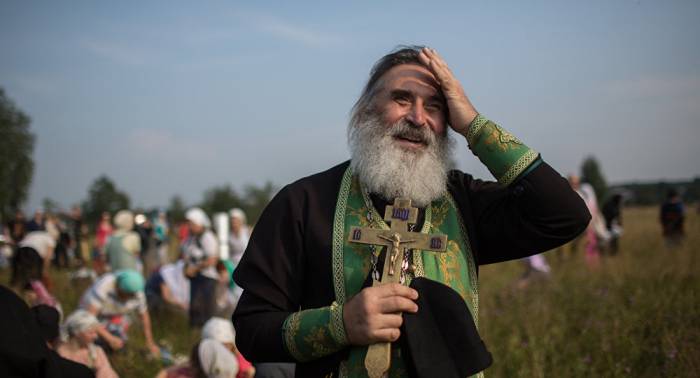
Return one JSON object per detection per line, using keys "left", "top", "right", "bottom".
{"left": 345, "top": 198, "right": 448, "bottom": 378}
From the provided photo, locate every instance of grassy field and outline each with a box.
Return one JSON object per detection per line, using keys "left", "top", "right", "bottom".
{"left": 2, "top": 206, "right": 698, "bottom": 377}
{"left": 478, "top": 207, "right": 699, "bottom": 377}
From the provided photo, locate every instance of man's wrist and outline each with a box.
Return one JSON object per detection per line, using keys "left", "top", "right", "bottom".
{"left": 466, "top": 116, "right": 540, "bottom": 185}
{"left": 466, "top": 114, "right": 488, "bottom": 147}
{"left": 282, "top": 304, "right": 348, "bottom": 362}
{"left": 330, "top": 301, "right": 348, "bottom": 346}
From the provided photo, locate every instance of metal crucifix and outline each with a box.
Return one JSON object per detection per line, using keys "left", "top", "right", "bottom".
{"left": 348, "top": 197, "right": 448, "bottom": 378}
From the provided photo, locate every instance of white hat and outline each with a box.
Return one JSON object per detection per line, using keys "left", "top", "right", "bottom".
{"left": 201, "top": 317, "right": 235, "bottom": 345}
{"left": 185, "top": 207, "right": 211, "bottom": 228}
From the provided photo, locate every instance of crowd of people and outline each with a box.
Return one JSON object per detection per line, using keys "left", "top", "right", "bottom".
{"left": 0, "top": 206, "right": 282, "bottom": 377}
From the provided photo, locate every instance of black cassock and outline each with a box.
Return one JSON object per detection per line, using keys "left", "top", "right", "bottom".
{"left": 233, "top": 160, "right": 590, "bottom": 377}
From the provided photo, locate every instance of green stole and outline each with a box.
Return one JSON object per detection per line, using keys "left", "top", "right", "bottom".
{"left": 332, "top": 166, "right": 480, "bottom": 377}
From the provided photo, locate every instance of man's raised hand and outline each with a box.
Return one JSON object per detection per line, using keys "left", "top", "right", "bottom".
{"left": 418, "top": 47, "right": 478, "bottom": 137}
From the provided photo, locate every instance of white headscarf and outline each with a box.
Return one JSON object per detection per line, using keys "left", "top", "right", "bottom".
{"left": 228, "top": 208, "right": 247, "bottom": 224}
{"left": 113, "top": 210, "right": 134, "bottom": 231}
{"left": 201, "top": 317, "right": 235, "bottom": 345}
{"left": 186, "top": 207, "right": 211, "bottom": 229}
{"left": 198, "top": 339, "right": 239, "bottom": 378}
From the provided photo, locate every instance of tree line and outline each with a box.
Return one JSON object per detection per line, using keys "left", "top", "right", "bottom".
{"left": 80, "top": 175, "right": 276, "bottom": 228}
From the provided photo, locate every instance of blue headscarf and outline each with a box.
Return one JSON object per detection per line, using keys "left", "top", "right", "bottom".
{"left": 116, "top": 270, "right": 145, "bottom": 293}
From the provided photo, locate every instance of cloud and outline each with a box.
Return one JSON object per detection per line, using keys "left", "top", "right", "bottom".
{"left": 82, "top": 39, "right": 149, "bottom": 66}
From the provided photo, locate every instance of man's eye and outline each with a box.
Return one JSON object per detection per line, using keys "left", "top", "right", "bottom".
{"left": 426, "top": 103, "right": 443, "bottom": 112}
{"left": 393, "top": 95, "right": 410, "bottom": 104}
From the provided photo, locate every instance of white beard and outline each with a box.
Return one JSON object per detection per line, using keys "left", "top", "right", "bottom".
{"left": 348, "top": 115, "right": 454, "bottom": 207}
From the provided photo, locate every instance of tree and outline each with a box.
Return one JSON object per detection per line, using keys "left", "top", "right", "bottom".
{"left": 581, "top": 156, "right": 608, "bottom": 203}
{"left": 0, "top": 88, "right": 35, "bottom": 220}
{"left": 42, "top": 197, "right": 61, "bottom": 214}
{"left": 82, "top": 175, "right": 131, "bottom": 226}
{"left": 242, "top": 181, "right": 276, "bottom": 225}
{"left": 199, "top": 185, "right": 244, "bottom": 215}
{"left": 198, "top": 182, "right": 277, "bottom": 226}
{"left": 168, "top": 195, "right": 187, "bottom": 224}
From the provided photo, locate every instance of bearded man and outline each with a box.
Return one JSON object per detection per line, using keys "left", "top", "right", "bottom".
{"left": 233, "top": 46, "right": 590, "bottom": 377}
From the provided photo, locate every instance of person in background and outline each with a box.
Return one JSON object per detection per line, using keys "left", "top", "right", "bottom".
{"left": 155, "top": 342, "right": 203, "bottom": 378}
{"left": 228, "top": 208, "right": 250, "bottom": 266}
{"left": 78, "top": 269, "right": 160, "bottom": 358}
{"left": 216, "top": 259, "right": 241, "bottom": 316}
{"left": 134, "top": 214, "right": 154, "bottom": 263}
{"left": 44, "top": 212, "right": 61, "bottom": 242}
{"left": 58, "top": 310, "right": 119, "bottom": 378}
{"left": 19, "top": 230, "right": 57, "bottom": 288}
{"left": 201, "top": 317, "right": 255, "bottom": 378}
{"left": 71, "top": 206, "right": 86, "bottom": 265}
{"left": 28, "top": 303, "right": 96, "bottom": 378}
{"left": 569, "top": 175, "right": 607, "bottom": 268}
{"left": 177, "top": 221, "right": 190, "bottom": 246}
{"left": 602, "top": 193, "right": 624, "bottom": 255}
{"left": 80, "top": 223, "right": 92, "bottom": 265}
{"left": 6, "top": 209, "right": 27, "bottom": 244}
{"left": 516, "top": 253, "right": 551, "bottom": 289}
{"left": 660, "top": 188, "right": 685, "bottom": 249}
{"left": 10, "top": 246, "right": 61, "bottom": 312}
{"left": 156, "top": 339, "right": 238, "bottom": 378}
{"left": 96, "top": 212, "right": 113, "bottom": 251}
{"left": 51, "top": 215, "right": 72, "bottom": 269}
{"left": 145, "top": 259, "right": 190, "bottom": 313}
{"left": 154, "top": 211, "right": 170, "bottom": 267}
{"left": 182, "top": 208, "right": 219, "bottom": 327}
{"left": 26, "top": 209, "right": 45, "bottom": 232}
{"left": 105, "top": 210, "right": 142, "bottom": 273}
{"left": 94, "top": 212, "right": 113, "bottom": 274}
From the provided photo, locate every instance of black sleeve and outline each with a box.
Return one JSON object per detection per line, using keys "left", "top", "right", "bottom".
{"left": 452, "top": 162, "right": 591, "bottom": 265}
{"left": 232, "top": 184, "right": 304, "bottom": 363}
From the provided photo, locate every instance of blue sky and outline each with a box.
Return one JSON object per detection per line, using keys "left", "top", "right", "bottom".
{"left": 2, "top": 1, "right": 699, "bottom": 211}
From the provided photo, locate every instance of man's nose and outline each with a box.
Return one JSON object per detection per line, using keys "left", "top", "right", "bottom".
{"left": 406, "top": 103, "right": 427, "bottom": 127}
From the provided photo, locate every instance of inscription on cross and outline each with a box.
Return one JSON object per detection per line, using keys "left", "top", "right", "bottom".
{"left": 348, "top": 197, "right": 448, "bottom": 378}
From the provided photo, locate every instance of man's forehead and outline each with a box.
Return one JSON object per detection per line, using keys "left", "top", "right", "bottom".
{"left": 379, "top": 64, "right": 441, "bottom": 94}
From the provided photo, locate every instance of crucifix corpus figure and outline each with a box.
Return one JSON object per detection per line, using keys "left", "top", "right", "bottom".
{"left": 348, "top": 197, "right": 447, "bottom": 378}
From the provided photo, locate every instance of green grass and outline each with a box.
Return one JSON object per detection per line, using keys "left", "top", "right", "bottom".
{"left": 478, "top": 207, "right": 699, "bottom": 377}
{"left": 2, "top": 207, "right": 698, "bottom": 377}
